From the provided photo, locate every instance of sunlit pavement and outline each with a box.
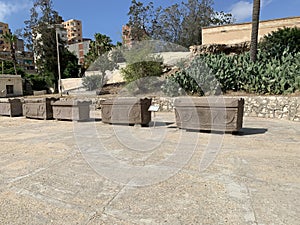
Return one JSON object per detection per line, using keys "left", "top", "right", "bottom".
{"left": 0, "top": 113, "right": 299, "bottom": 224}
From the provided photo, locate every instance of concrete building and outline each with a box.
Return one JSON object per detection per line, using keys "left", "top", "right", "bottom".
{"left": 17, "top": 52, "right": 35, "bottom": 73}
{"left": 62, "top": 19, "right": 83, "bottom": 44}
{"left": 122, "top": 25, "right": 148, "bottom": 47}
{"left": 0, "top": 75, "right": 23, "bottom": 97}
{"left": 16, "top": 38, "right": 24, "bottom": 52}
{"left": 202, "top": 16, "right": 300, "bottom": 45}
{"left": 67, "top": 38, "right": 90, "bottom": 65}
{"left": 0, "top": 21, "right": 35, "bottom": 74}
{"left": 122, "top": 25, "right": 133, "bottom": 46}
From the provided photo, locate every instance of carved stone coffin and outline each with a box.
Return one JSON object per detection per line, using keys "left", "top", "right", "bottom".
{"left": 174, "top": 97, "right": 244, "bottom": 132}
{"left": 101, "top": 98, "right": 152, "bottom": 125}
{"left": 0, "top": 98, "right": 23, "bottom": 117}
{"left": 52, "top": 99, "right": 92, "bottom": 121}
{"left": 23, "top": 97, "right": 58, "bottom": 120}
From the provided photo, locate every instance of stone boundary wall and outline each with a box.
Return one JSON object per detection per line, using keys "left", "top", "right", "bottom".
{"left": 151, "top": 96, "right": 300, "bottom": 122}
{"left": 190, "top": 42, "right": 250, "bottom": 55}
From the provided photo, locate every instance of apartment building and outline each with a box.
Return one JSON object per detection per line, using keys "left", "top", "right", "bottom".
{"left": 62, "top": 19, "right": 83, "bottom": 44}
{"left": 122, "top": 25, "right": 132, "bottom": 46}
{"left": 0, "top": 21, "right": 35, "bottom": 73}
{"left": 67, "top": 38, "right": 90, "bottom": 65}
{"left": 0, "top": 22, "right": 11, "bottom": 51}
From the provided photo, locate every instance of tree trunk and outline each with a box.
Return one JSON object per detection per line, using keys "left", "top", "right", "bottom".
{"left": 250, "top": 0, "right": 261, "bottom": 62}
{"left": 10, "top": 43, "right": 17, "bottom": 75}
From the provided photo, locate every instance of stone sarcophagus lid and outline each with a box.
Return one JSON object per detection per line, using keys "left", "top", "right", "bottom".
{"left": 23, "top": 97, "right": 58, "bottom": 120}
{"left": 101, "top": 97, "right": 152, "bottom": 126}
{"left": 0, "top": 98, "right": 23, "bottom": 117}
{"left": 174, "top": 97, "right": 244, "bottom": 132}
{"left": 52, "top": 99, "right": 92, "bottom": 121}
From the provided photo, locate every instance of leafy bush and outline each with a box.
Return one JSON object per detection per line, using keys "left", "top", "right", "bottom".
{"left": 121, "top": 40, "right": 164, "bottom": 90}
{"left": 82, "top": 75, "right": 107, "bottom": 91}
{"left": 259, "top": 27, "right": 300, "bottom": 59}
{"left": 165, "top": 50, "right": 300, "bottom": 95}
{"left": 121, "top": 61, "right": 163, "bottom": 83}
{"left": 121, "top": 61, "right": 163, "bottom": 93}
{"left": 162, "top": 57, "right": 220, "bottom": 96}
{"left": 24, "top": 74, "right": 49, "bottom": 91}
{"left": 204, "top": 51, "right": 300, "bottom": 94}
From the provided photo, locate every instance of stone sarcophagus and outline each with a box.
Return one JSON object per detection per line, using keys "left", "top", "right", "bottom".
{"left": 52, "top": 99, "right": 92, "bottom": 121}
{"left": 101, "top": 98, "right": 152, "bottom": 126}
{"left": 174, "top": 97, "right": 244, "bottom": 132}
{"left": 23, "top": 97, "right": 58, "bottom": 120}
{"left": 0, "top": 98, "right": 23, "bottom": 117}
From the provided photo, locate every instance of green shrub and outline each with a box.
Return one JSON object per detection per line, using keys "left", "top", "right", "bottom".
{"left": 121, "top": 60, "right": 163, "bottom": 93}
{"left": 259, "top": 27, "right": 300, "bottom": 58}
{"left": 163, "top": 56, "right": 221, "bottom": 96}
{"left": 203, "top": 51, "right": 300, "bottom": 94}
{"left": 121, "top": 43, "right": 163, "bottom": 82}
{"left": 165, "top": 50, "right": 300, "bottom": 95}
{"left": 24, "top": 74, "right": 48, "bottom": 91}
{"left": 82, "top": 75, "right": 107, "bottom": 91}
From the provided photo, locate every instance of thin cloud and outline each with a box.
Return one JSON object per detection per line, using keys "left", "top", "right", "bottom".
{"left": 230, "top": 1, "right": 253, "bottom": 22}
{"left": 0, "top": 0, "right": 31, "bottom": 22}
{"left": 230, "top": 0, "right": 273, "bottom": 22}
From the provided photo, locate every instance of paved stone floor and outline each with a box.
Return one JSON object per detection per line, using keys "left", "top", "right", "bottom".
{"left": 0, "top": 112, "right": 299, "bottom": 224}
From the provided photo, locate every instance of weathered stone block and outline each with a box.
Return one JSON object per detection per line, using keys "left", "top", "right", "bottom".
{"left": 52, "top": 99, "right": 91, "bottom": 121}
{"left": 101, "top": 98, "right": 152, "bottom": 126}
{"left": 33, "top": 90, "right": 47, "bottom": 96}
{"left": 0, "top": 98, "right": 23, "bottom": 117}
{"left": 174, "top": 97, "right": 244, "bottom": 132}
{"left": 23, "top": 97, "right": 58, "bottom": 120}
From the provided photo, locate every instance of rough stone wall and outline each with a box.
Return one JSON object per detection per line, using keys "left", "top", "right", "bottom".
{"left": 151, "top": 96, "right": 300, "bottom": 122}
{"left": 190, "top": 42, "right": 250, "bottom": 55}
{"left": 243, "top": 96, "right": 300, "bottom": 121}
{"left": 152, "top": 97, "right": 175, "bottom": 112}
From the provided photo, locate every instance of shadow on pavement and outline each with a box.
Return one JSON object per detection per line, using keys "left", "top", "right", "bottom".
{"left": 234, "top": 127, "right": 268, "bottom": 136}
{"left": 149, "top": 121, "right": 175, "bottom": 127}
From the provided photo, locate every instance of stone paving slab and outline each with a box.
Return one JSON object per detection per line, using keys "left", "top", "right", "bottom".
{"left": 0, "top": 112, "right": 299, "bottom": 224}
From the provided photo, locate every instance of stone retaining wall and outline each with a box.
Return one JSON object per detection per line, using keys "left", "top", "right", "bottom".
{"left": 151, "top": 96, "right": 300, "bottom": 122}
{"left": 243, "top": 96, "right": 300, "bottom": 121}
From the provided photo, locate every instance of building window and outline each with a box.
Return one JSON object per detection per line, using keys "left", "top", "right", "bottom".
{"left": 6, "top": 85, "right": 14, "bottom": 94}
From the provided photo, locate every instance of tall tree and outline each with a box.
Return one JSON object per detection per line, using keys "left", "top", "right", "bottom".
{"left": 126, "top": 0, "right": 233, "bottom": 48}
{"left": 23, "top": 0, "right": 79, "bottom": 91}
{"left": 126, "top": 0, "right": 153, "bottom": 42}
{"left": 151, "top": 4, "right": 182, "bottom": 44}
{"left": 250, "top": 0, "right": 261, "bottom": 62}
{"left": 179, "top": 0, "right": 215, "bottom": 47}
{"left": 83, "top": 33, "right": 118, "bottom": 91}
{"left": 23, "top": 0, "right": 60, "bottom": 89}
{"left": 84, "top": 33, "right": 115, "bottom": 69}
{"left": 1, "top": 32, "right": 17, "bottom": 75}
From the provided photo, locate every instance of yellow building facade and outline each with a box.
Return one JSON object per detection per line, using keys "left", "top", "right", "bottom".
{"left": 202, "top": 16, "right": 300, "bottom": 45}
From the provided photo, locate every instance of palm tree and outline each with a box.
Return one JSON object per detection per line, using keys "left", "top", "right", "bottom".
{"left": 84, "top": 33, "right": 115, "bottom": 70}
{"left": 1, "top": 32, "right": 18, "bottom": 75}
{"left": 250, "top": 0, "right": 261, "bottom": 62}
